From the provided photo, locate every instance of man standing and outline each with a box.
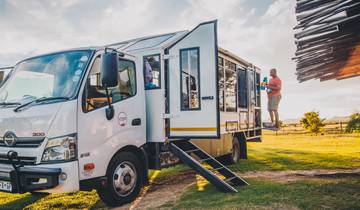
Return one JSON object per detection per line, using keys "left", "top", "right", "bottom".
{"left": 267, "top": 68, "right": 282, "bottom": 128}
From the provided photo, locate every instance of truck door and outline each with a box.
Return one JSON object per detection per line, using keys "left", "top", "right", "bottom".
{"left": 166, "top": 20, "right": 219, "bottom": 138}
{"left": 77, "top": 54, "right": 146, "bottom": 180}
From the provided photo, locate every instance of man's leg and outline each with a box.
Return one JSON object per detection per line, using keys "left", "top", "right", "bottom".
{"left": 274, "top": 95, "right": 281, "bottom": 128}
{"left": 274, "top": 110, "right": 279, "bottom": 128}
{"left": 268, "top": 96, "right": 274, "bottom": 124}
{"left": 268, "top": 110, "right": 274, "bottom": 123}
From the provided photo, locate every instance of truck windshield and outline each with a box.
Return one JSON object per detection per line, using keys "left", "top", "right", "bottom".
{"left": 0, "top": 50, "right": 92, "bottom": 105}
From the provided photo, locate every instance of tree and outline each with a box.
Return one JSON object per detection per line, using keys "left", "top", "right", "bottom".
{"left": 300, "top": 111, "right": 325, "bottom": 134}
{"left": 346, "top": 113, "right": 360, "bottom": 133}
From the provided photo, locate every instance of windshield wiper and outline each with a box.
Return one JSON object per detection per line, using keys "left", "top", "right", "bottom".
{"left": 14, "top": 97, "right": 70, "bottom": 112}
{"left": 0, "top": 102, "right": 21, "bottom": 107}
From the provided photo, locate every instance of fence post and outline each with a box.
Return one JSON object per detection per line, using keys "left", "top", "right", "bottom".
{"left": 340, "top": 122, "right": 343, "bottom": 133}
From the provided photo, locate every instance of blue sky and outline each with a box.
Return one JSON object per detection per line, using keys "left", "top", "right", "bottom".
{"left": 0, "top": 0, "right": 359, "bottom": 120}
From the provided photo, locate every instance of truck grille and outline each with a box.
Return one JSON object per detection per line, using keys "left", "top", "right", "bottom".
{"left": 0, "top": 137, "right": 45, "bottom": 148}
{"left": 0, "top": 155, "right": 37, "bottom": 165}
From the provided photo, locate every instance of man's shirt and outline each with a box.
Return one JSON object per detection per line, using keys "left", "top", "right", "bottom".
{"left": 267, "top": 76, "right": 282, "bottom": 97}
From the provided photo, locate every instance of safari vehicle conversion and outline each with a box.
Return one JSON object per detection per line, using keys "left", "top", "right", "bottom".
{"left": 0, "top": 20, "right": 261, "bottom": 207}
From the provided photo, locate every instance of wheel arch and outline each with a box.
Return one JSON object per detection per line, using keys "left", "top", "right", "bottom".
{"left": 235, "top": 131, "right": 247, "bottom": 159}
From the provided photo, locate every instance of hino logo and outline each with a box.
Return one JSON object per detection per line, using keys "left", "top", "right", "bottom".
{"left": 3, "top": 131, "right": 17, "bottom": 147}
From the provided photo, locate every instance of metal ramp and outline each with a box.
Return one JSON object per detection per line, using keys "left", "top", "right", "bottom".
{"left": 169, "top": 140, "right": 249, "bottom": 193}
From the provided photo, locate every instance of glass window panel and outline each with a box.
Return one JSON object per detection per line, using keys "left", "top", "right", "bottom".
{"left": 143, "top": 55, "right": 161, "bottom": 89}
{"left": 180, "top": 48, "right": 200, "bottom": 110}
{"left": 0, "top": 51, "right": 91, "bottom": 103}
{"left": 218, "top": 66, "right": 224, "bottom": 89}
{"left": 225, "top": 60, "right": 231, "bottom": 69}
{"left": 126, "top": 34, "right": 175, "bottom": 51}
{"left": 218, "top": 65, "right": 224, "bottom": 111}
{"left": 225, "top": 60, "right": 236, "bottom": 70}
{"left": 225, "top": 91, "right": 236, "bottom": 112}
{"left": 218, "top": 57, "right": 224, "bottom": 66}
{"left": 248, "top": 71, "right": 255, "bottom": 106}
{"left": 225, "top": 69, "right": 236, "bottom": 93}
{"left": 83, "top": 57, "right": 137, "bottom": 112}
{"left": 238, "top": 69, "right": 248, "bottom": 108}
{"left": 225, "top": 68, "right": 237, "bottom": 112}
{"left": 219, "top": 90, "right": 224, "bottom": 111}
{"left": 230, "top": 62, "right": 236, "bottom": 71}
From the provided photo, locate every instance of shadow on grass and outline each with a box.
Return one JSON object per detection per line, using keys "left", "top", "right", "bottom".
{"left": 0, "top": 193, "right": 48, "bottom": 210}
{"left": 90, "top": 198, "right": 107, "bottom": 210}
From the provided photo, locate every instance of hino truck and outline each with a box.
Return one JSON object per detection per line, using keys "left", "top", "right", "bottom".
{"left": 0, "top": 20, "right": 261, "bottom": 207}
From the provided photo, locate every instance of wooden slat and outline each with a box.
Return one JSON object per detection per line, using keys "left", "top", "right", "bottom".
{"left": 294, "top": 0, "right": 360, "bottom": 82}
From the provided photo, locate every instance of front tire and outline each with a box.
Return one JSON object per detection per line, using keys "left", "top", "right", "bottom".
{"left": 98, "top": 152, "right": 144, "bottom": 207}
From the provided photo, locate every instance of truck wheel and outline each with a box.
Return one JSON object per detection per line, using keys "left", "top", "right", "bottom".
{"left": 224, "top": 136, "right": 241, "bottom": 164}
{"left": 98, "top": 152, "right": 144, "bottom": 207}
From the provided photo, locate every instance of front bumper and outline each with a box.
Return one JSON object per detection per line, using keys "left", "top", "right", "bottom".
{"left": 0, "top": 151, "right": 79, "bottom": 193}
{"left": 0, "top": 165, "right": 61, "bottom": 193}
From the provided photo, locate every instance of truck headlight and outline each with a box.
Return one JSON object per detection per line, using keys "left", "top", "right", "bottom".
{"left": 42, "top": 134, "right": 77, "bottom": 163}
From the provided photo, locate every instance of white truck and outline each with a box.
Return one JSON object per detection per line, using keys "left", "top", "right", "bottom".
{"left": 0, "top": 20, "right": 261, "bottom": 207}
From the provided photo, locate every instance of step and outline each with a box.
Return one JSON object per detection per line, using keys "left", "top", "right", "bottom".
{"left": 199, "top": 157, "right": 214, "bottom": 163}
{"left": 170, "top": 140, "right": 249, "bottom": 192}
{"left": 224, "top": 176, "right": 237, "bottom": 183}
{"left": 210, "top": 166, "right": 225, "bottom": 172}
{"left": 185, "top": 148, "right": 200, "bottom": 153}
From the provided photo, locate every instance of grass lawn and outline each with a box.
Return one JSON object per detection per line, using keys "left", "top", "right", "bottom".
{"left": 162, "top": 177, "right": 360, "bottom": 210}
{"left": 231, "top": 132, "right": 360, "bottom": 172}
{"left": 0, "top": 133, "right": 359, "bottom": 209}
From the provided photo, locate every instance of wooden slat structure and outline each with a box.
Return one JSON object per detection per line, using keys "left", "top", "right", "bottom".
{"left": 293, "top": 0, "right": 360, "bottom": 82}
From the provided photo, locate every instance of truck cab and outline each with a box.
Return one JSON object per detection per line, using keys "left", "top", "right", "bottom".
{"left": 0, "top": 48, "right": 148, "bottom": 205}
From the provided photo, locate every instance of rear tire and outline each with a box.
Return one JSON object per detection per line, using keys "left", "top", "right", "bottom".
{"left": 98, "top": 152, "right": 144, "bottom": 207}
{"left": 224, "top": 136, "right": 241, "bottom": 164}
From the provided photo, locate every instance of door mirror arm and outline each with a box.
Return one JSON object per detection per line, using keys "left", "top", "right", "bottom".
{"left": 104, "top": 84, "right": 114, "bottom": 120}
{"left": 101, "top": 50, "right": 119, "bottom": 121}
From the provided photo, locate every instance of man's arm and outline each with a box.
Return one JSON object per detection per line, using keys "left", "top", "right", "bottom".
{"left": 267, "top": 84, "right": 281, "bottom": 91}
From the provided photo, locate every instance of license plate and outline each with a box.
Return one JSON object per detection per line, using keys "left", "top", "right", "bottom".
{"left": 0, "top": 180, "right": 12, "bottom": 192}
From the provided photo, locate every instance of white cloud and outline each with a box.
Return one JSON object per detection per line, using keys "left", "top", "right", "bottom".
{"left": 0, "top": 0, "right": 358, "bottom": 119}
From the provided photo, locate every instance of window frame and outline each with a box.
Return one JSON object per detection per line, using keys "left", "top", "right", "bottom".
{"left": 179, "top": 47, "right": 201, "bottom": 111}
{"left": 143, "top": 53, "right": 161, "bottom": 90}
{"left": 82, "top": 55, "right": 137, "bottom": 113}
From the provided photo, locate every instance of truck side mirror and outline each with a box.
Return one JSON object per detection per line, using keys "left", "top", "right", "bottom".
{"left": 101, "top": 52, "right": 118, "bottom": 88}
{"left": 100, "top": 52, "right": 118, "bottom": 120}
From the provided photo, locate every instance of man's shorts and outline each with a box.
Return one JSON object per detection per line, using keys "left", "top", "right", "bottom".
{"left": 268, "top": 95, "right": 281, "bottom": 111}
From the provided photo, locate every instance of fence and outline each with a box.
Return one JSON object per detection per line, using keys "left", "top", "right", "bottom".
{"left": 274, "top": 121, "right": 348, "bottom": 135}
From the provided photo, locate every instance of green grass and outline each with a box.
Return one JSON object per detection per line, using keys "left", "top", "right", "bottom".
{"left": 0, "top": 133, "right": 359, "bottom": 209}
{"left": 230, "top": 132, "right": 360, "bottom": 172}
{"left": 162, "top": 177, "right": 360, "bottom": 209}
{"left": 0, "top": 191, "right": 101, "bottom": 210}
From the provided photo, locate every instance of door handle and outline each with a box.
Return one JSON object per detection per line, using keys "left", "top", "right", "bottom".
{"left": 132, "top": 118, "right": 141, "bottom": 126}
{"left": 201, "top": 96, "right": 214, "bottom": 100}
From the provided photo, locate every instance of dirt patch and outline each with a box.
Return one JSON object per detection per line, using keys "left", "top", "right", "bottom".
{"left": 112, "top": 168, "right": 360, "bottom": 209}
{"left": 241, "top": 203, "right": 300, "bottom": 210}
{"left": 113, "top": 171, "right": 196, "bottom": 210}
{"left": 239, "top": 169, "right": 360, "bottom": 183}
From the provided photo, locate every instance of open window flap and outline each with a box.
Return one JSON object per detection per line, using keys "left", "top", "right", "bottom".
{"left": 165, "top": 20, "right": 220, "bottom": 138}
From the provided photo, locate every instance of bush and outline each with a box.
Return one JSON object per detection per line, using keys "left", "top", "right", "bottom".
{"left": 346, "top": 113, "right": 360, "bottom": 133}
{"left": 300, "top": 111, "right": 325, "bottom": 135}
